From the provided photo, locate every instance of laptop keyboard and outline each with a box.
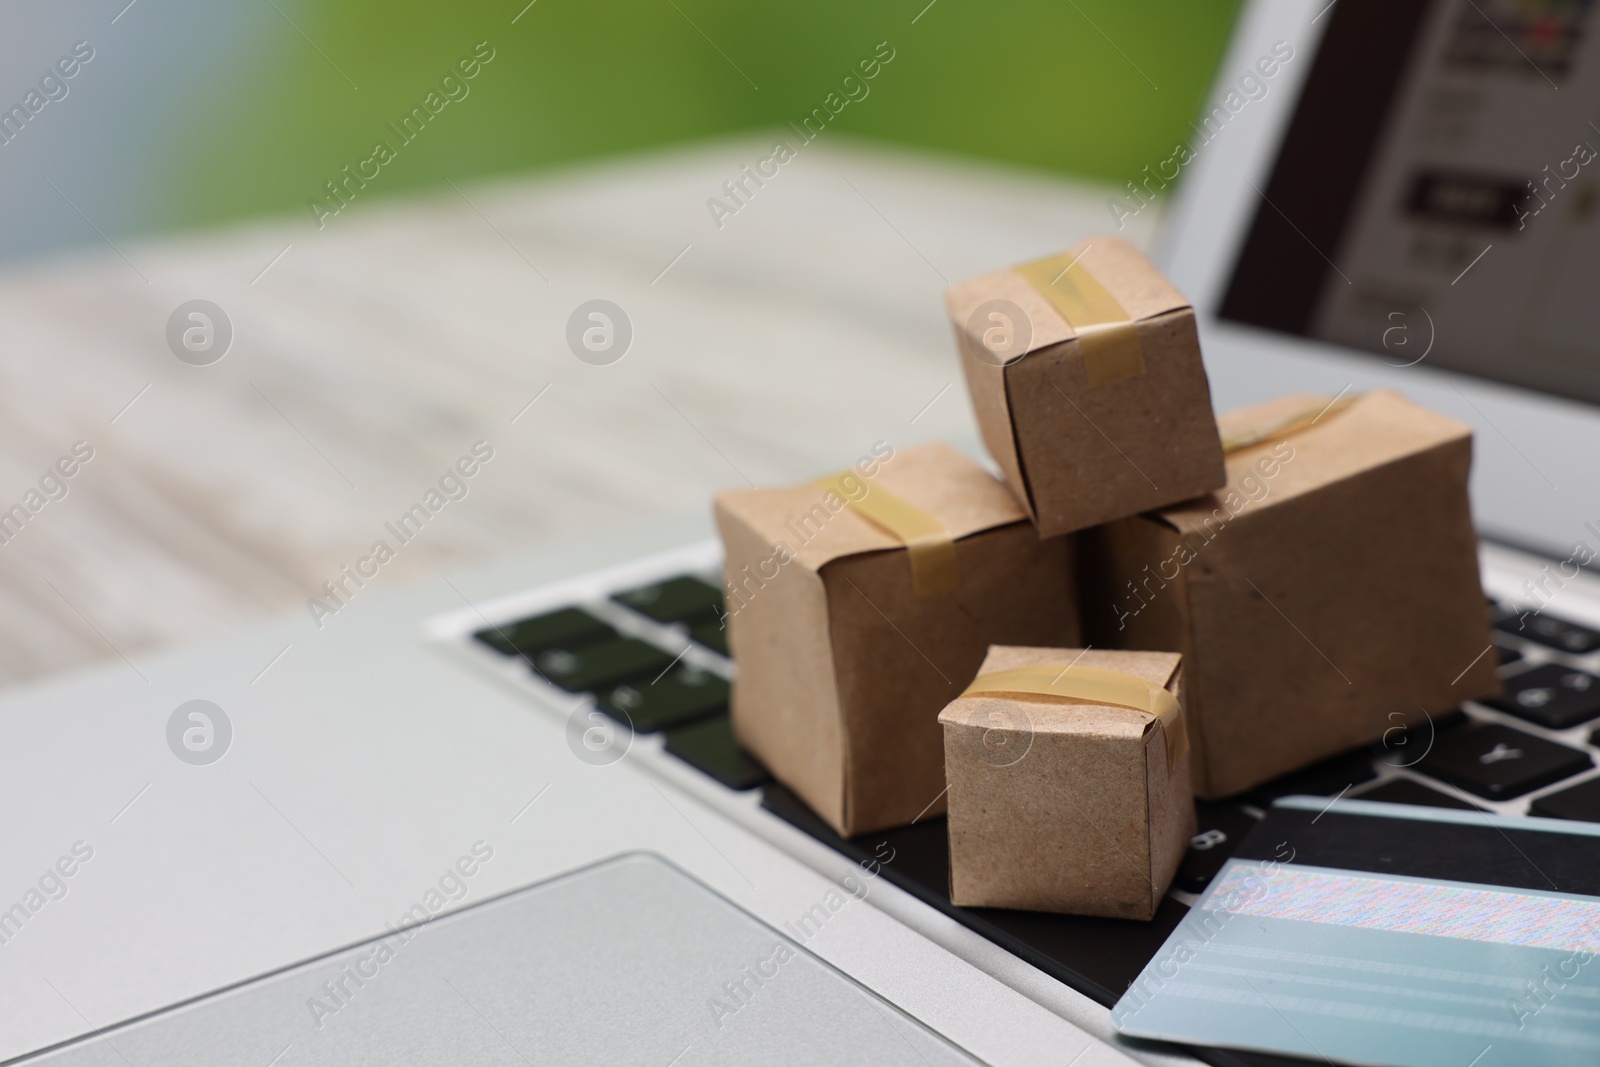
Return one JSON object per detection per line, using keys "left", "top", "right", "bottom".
{"left": 1530, "top": 775, "right": 1600, "bottom": 821}
{"left": 1354, "top": 776, "right": 1482, "bottom": 811}
{"left": 460, "top": 566, "right": 1600, "bottom": 1065}
{"left": 1482, "top": 661, "right": 1600, "bottom": 729}
{"left": 1494, "top": 607, "right": 1600, "bottom": 653}
{"left": 611, "top": 576, "right": 726, "bottom": 625}
{"left": 468, "top": 575, "right": 1600, "bottom": 836}
{"left": 470, "top": 574, "right": 774, "bottom": 791}
{"left": 1172, "top": 801, "right": 1261, "bottom": 893}
{"left": 477, "top": 606, "right": 616, "bottom": 658}
{"left": 532, "top": 636, "right": 678, "bottom": 694}
{"left": 662, "top": 715, "right": 771, "bottom": 790}
{"left": 594, "top": 665, "right": 730, "bottom": 732}
{"left": 1414, "top": 721, "right": 1594, "bottom": 799}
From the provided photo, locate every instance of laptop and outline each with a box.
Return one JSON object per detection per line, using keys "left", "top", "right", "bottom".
{"left": 7, "top": 0, "right": 1600, "bottom": 1064}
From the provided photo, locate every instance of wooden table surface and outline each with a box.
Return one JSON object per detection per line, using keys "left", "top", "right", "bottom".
{"left": 0, "top": 134, "right": 1146, "bottom": 689}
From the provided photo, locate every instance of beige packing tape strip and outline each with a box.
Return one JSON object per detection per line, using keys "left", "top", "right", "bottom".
{"left": 1220, "top": 393, "right": 1360, "bottom": 453}
{"left": 962, "top": 663, "right": 1188, "bottom": 769}
{"left": 1014, "top": 252, "right": 1146, "bottom": 387}
{"left": 814, "top": 474, "right": 959, "bottom": 597}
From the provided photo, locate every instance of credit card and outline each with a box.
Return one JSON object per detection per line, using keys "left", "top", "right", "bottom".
{"left": 1113, "top": 795, "right": 1600, "bottom": 1067}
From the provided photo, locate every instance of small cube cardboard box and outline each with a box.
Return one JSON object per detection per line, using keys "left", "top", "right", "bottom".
{"left": 715, "top": 442, "right": 1080, "bottom": 837}
{"left": 945, "top": 236, "right": 1226, "bottom": 538}
{"left": 939, "top": 646, "right": 1193, "bottom": 920}
{"left": 1079, "top": 389, "right": 1501, "bottom": 799}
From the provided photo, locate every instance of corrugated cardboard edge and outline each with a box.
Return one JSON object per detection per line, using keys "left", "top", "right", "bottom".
{"left": 939, "top": 646, "right": 1186, "bottom": 916}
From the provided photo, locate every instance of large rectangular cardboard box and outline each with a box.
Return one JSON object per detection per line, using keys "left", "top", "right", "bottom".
{"left": 1078, "top": 390, "right": 1500, "bottom": 799}
{"left": 945, "top": 236, "right": 1226, "bottom": 538}
{"left": 716, "top": 442, "right": 1080, "bottom": 837}
{"left": 940, "top": 646, "right": 1193, "bottom": 920}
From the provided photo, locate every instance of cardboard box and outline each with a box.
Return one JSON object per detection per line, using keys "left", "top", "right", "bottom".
{"left": 715, "top": 442, "right": 1080, "bottom": 837}
{"left": 1078, "top": 390, "right": 1501, "bottom": 799}
{"left": 939, "top": 646, "right": 1193, "bottom": 920}
{"left": 944, "top": 236, "right": 1226, "bottom": 538}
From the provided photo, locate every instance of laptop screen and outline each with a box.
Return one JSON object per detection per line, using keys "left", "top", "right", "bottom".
{"left": 1218, "top": 0, "right": 1600, "bottom": 405}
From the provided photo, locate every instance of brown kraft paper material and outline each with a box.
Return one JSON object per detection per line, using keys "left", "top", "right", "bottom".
{"left": 945, "top": 235, "right": 1226, "bottom": 538}
{"left": 1078, "top": 390, "right": 1501, "bottom": 799}
{"left": 940, "top": 646, "right": 1193, "bottom": 920}
{"left": 715, "top": 442, "right": 1080, "bottom": 837}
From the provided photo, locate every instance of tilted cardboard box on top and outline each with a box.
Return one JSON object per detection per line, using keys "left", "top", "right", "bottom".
{"left": 1078, "top": 390, "right": 1501, "bottom": 799}
{"left": 945, "top": 236, "right": 1226, "bottom": 538}
{"left": 715, "top": 443, "right": 1080, "bottom": 837}
{"left": 940, "top": 646, "right": 1194, "bottom": 921}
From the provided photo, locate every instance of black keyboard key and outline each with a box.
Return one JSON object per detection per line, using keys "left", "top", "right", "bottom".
{"left": 1416, "top": 723, "right": 1592, "bottom": 800}
{"left": 1355, "top": 777, "right": 1484, "bottom": 811}
{"left": 1173, "top": 802, "right": 1259, "bottom": 893}
{"left": 1484, "top": 663, "right": 1600, "bottom": 729}
{"left": 532, "top": 637, "right": 676, "bottom": 693}
{"left": 475, "top": 608, "right": 614, "bottom": 658}
{"left": 690, "top": 620, "right": 729, "bottom": 656}
{"left": 613, "top": 576, "right": 724, "bottom": 625}
{"left": 1530, "top": 776, "right": 1600, "bottom": 822}
{"left": 1244, "top": 745, "right": 1377, "bottom": 806}
{"left": 1371, "top": 707, "right": 1469, "bottom": 771}
{"left": 1495, "top": 611, "right": 1600, "bottom": 654}
{"left": 595, "top": 664, "right": 729, "bottom": 733}
{"left": 664, "top": 714, "right": 770, "bottom": 790}
{"left": 1497, "top": 644, "right": 1523, "bottom": 667}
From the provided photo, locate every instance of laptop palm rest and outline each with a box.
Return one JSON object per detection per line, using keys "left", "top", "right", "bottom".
{"left": 16, "top": 853, "right": 980, "bottom": 1066}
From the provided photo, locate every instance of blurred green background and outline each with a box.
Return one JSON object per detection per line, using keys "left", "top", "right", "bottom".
{"left": 1, "top": 0, "right": 1243, "bottom": 261}
{"left": 187, "top": 0, "right": 1243, "bottom": 229}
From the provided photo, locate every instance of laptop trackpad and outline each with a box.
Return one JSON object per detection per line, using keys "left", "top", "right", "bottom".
{"left": 28, "top": 853, "right": 981, "bottom": 1065}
